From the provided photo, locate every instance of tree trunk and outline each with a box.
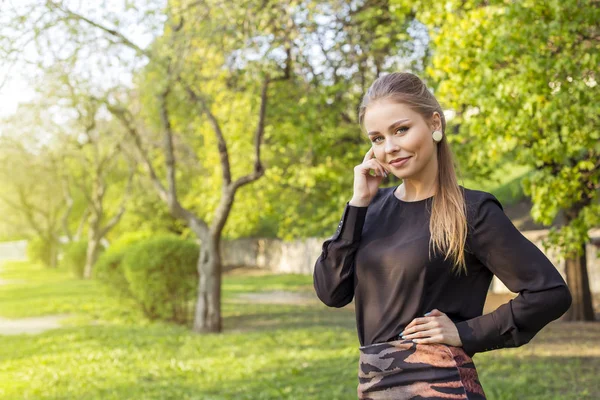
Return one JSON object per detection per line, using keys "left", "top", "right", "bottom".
{"left": 193, "top": 235, "right": 222, "bottom": 333}
{"left": 83, "top": 209, "right": 102, "bottom": 279}
{"left": 563, "top": 242, "right": 595, "bottom": 321}
{"left": 83, "top": 235, "right": 102, "bottom": 279}
{"left": 562, "top": 204, "right": 595, "bottom": 321}
{"left": 49, "top": 239, "right": 59, "bottom": 269}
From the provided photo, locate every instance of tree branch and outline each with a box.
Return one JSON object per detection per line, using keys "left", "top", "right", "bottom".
{"left": 98, "top": 161, "right": 134, "bottom": 238}
{"left": 104, "top": 101, "right": 170, "bottom": 202}
{"left": 45, "top": 0, "right": 150, "bottom": 57}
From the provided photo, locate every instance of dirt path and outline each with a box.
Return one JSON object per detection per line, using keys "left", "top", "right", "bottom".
{"left": 0, "top": 258, "right": 72, "bottom": 336}
{"left": 0, "top": 315, "right": 73, "bottom": 335}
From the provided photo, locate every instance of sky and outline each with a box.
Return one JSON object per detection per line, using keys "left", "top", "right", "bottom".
{"left": 0, "top": 71, "right": 35, "bottom": 118}
{"left": 0, "top": 0, "right": 163, "bottom": 118}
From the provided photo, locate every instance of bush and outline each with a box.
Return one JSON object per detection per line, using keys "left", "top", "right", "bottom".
{"left": 106, "top": 231, "right": 154, "bottom": 253}
{"left": 93, "top": 232, "right": 153, "bottom": 299}
{"left": 26, "top": 237, "right": 58, "bottom": 267}
{"left": 122, "top": 234, "right": 199, "bottom": 325}
{"left": 93, "top": 246, "right": 133, "bottom": 299}
{"left": 61, "top": 241, "right": 90, "bottom": 279}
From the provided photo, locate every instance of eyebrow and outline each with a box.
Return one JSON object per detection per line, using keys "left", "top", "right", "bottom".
{"left": 367, "top": 119, "right": 411, "bottom": 136}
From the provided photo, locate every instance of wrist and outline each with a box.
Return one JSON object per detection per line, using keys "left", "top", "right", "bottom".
{"left": 349, "top": 198, "right": 370, "bottom": 207}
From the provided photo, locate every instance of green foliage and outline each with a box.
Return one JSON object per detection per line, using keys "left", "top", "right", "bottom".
{"left": 94, "top": 231, "right": 155, "bottom": 299}
{"left": 93, "top": 246, "right": 132, "bottom": 299}
{"left": 402, "top": 0, "right": 600, "bottom": 259}
{"left": 462, "top": 163, "right": 532, "bottom": 207}
{"left": 121, "top": 235, "right": 200, "bottom": 325}
{"left": 107, "top": 231, "right": 155, "bottom": 252}
{"left": 25, "top": 237, "right": 57, "bottom": 267}
{"left": 60, "top": 240, "right": 91, "bottom": 279}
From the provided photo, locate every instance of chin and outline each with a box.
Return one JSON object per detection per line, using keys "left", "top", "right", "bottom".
{"left": 394, "top": 170, "right": 411, "bottom": 179}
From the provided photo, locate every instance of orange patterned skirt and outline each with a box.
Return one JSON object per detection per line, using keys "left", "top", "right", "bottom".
{"left": 357, "top": 338, "right": 486, "bottom": 399}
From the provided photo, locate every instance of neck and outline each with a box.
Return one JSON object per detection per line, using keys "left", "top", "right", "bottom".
{"left": 397, "top": 159, "right": 439, "bottom": 201}
{"left": 396, "top": 181, "right": 438, "bottom": 201}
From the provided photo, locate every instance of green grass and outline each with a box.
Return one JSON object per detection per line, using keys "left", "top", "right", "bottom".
{"left": 0, "top": 260, "right": 598, "bottom": 399}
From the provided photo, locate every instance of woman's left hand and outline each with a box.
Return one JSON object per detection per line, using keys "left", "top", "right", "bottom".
{"left": 400, "top": 309, "right": 463, "bottom": 347}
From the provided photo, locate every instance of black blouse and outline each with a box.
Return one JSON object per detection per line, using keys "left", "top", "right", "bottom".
{"left": 313, "top": 184, "right": 572, "bottom": 357}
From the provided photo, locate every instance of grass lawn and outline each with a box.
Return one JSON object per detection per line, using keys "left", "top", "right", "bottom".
{"left": 0, "top": 261, "right": 598, "bottom": 399}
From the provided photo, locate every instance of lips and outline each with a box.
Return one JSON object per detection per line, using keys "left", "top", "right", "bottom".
{"left": 390, "top": 156, "right": 411, "bottom": 163}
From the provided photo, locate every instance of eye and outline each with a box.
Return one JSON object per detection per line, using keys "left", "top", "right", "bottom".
{"left": 371, "top": 127, "right": 408, "bottom": 143}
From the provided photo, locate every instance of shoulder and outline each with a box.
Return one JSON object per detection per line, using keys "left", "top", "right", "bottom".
{"left": 460, "top": 186, "right": 505, "bottom": 225}
{"left": 367, "top": 185, "right": 395, "bottom": 207}
{"left": 377, "top": 185, "right": 395, "bottom": 200}
{"left": 356, "top": 186, "right": 395, "bottom": 218}
{"left": 461, "top": 186, "right": 504, "bottom": 210}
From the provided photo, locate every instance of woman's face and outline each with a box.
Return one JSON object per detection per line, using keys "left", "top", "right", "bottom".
{"left": 362, "top": 99, "right": 441, "bottom": 180}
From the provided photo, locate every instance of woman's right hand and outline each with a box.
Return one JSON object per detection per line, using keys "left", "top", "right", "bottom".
{"left": 350, "top": 147, "right": 390, "bottom": 207}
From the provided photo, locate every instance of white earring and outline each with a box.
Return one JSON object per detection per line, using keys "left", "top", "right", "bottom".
{"left": 432, "top": 130, "right": 443, "bottom": 142}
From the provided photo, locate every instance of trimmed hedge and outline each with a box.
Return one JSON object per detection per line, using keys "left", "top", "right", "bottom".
{"left": 93, "top": 232, "right": 154, "bottom": 299}
{"left": 121, "top": 235, "right": 200, "bottom": 325}
{"left": 93, "top": 246, "right": 132, "bottom": 299}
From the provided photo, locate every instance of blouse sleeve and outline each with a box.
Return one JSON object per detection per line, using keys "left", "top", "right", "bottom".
{"left": 455, "top": 193, "right": 572, "bottom": 356}
{"left": 313, "top": 201, "right": 368, "bottom": 308}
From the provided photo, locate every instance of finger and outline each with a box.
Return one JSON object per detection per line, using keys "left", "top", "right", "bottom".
{"left": 403, "top": 320, "right": 416, "bottom": 332}
{"left": 363, "top": 147, "right": 374, "bottom": 163}
{"left": 413, "top": 335, "right": 443, "bottom": 344}
{"left": 405, "top": 328, "right": 442, "bottom": 340}
{"left": 368, "top": 159, "right": 387, "bottom": 177}
{"left": 373, "top": 161, "right": 390, "bottom": 176}
{"left": 402, "top": 325, "right": 442, "bottom": 339}
{"left": 403, "top": 317, "right": 431, "bottom": 332}
{"left": 402, "top": 320, "right": 440, "bottom": 336}
{"left": 364, "top": 149, "right": 390, "bottom": 176}
{"left": 426, "top": 309, "right": 444, "bottom": 316}
{"left": 365, "top": 159, "right": 384, "bottom": 177}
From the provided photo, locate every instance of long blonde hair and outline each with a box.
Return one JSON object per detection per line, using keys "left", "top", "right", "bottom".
{"left": 358, "top": 72, "right": 469, "bottom": 276}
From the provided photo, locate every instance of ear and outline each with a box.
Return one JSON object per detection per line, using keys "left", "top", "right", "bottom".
{"left": 430, "top": 111, "right": 442, "bottom": 131}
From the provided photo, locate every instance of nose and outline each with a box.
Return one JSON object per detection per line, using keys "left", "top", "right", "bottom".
{"left": 384, "top": 140, "right": 400, "bottom": 156}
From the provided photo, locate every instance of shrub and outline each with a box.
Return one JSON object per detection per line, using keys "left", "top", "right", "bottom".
{"left": 61, "top": 241, "right": 90, "bottom": 279}
{"left": 106, "top": 231, "right": 154, "bottom": 252}
{"left": 121, "top": 234, "right": 199, "bottom": 325}
{"left": 93, "top": 232, "right": 153, "bottom": 298}
{"left": 26, "top": 237, "right": 58, "bottom": 267}
{"left": 93, "top": 246, "right": 132, "bottom": 299}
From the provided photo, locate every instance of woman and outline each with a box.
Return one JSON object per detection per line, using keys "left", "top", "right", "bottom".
{"left": 313, "top": 72, "right": 572, "bottom": 399}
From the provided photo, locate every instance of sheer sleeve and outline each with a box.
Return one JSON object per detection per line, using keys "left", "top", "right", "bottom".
{"left": 313, "top": 201, "right": 368, "bottom": 308}
{"left": 455, "top": 193, "right": 572, "bottom": 356}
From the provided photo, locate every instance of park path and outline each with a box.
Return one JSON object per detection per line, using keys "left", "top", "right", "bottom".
{"left": 0, "top": 240, "right": 72, "bottom": 335}
{"left": 0, "top": 315, "right": 72, "bottom": 335}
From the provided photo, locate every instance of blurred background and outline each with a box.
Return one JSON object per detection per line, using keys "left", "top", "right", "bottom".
{"left": 0, "top": 0, "right": 598, "bottom": 399}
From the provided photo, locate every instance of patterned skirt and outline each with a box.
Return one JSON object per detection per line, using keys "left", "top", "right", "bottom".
{"left": 357, "top": 338, "right": 486, "bottom": 399}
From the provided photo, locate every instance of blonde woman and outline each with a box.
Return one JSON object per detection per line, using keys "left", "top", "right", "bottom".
{"left": 313, "top": 72, "right": 572, "bottom": 399}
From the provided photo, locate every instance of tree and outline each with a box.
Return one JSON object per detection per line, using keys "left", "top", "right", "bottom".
{"left": 0, "top": 120, "right": 65, "bottom": 268}
{"left": 402, "top": 0, "right": 600, "bottom": 320}
{"left": 0, "top": 0, "right": 438, "bottom": 332}
{"left": 65, "top": 96, "right": 135, "bottom": 280}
